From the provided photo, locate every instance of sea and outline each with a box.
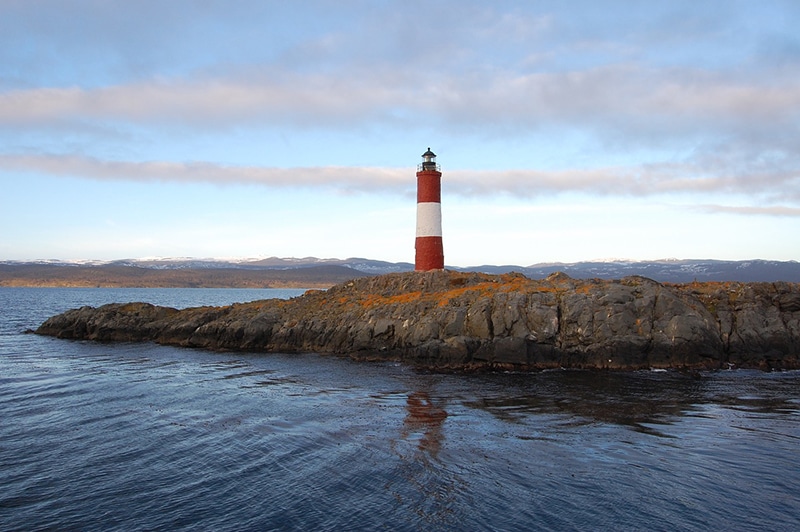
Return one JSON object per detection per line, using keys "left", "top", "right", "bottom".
{"left": 1, "top": 287, "right": 799, "bottom": 531}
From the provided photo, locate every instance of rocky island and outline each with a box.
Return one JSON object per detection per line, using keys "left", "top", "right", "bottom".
{"left": 36, "top": 270, "right": 800, "bottom": 371}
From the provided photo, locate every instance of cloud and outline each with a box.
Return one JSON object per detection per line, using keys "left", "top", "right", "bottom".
{"left": 2, "top": 153, "right": 797, "bottom": 205}
{"left": 694, "top": 205, "right": 800, "bottom": 217}
{"left": 2, "top": 60, "right": 798, "bottom": 140}
{"left": 2, "top": 0, "right": 798, "bottom": 160}
{"left": 452, "top": 162, "right": 800, "bottom": 201}
{"left": 0, "top": 153, "right": 409, "bottom": 192}
{"left": 0, "top": 78, "right": 407, "bottom": 128}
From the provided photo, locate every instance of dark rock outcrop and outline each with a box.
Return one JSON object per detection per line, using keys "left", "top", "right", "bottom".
{"left": 36, "top": 271, "right": 800, "bottom": 371}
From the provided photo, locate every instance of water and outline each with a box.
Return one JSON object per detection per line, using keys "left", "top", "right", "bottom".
{"left": 1, "top": 288, "right": 799, "bottom": 531}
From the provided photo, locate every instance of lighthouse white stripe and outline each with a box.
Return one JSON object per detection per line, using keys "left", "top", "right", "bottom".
{"left": 416, "top": 202, "right": 442, "bottom": 237}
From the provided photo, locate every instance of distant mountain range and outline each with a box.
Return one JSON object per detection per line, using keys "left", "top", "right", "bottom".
{"left": 461, "top": 259, "right": 800, "bottom": 283}
{"left": 1, "top": 257, "right": 799, "bottom": 287}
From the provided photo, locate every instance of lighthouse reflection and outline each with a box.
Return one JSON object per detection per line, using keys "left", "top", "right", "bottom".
{"left": 400, "top": 391, "right": 447, "bottom": 457}
{"left": 387, "top": 391, "right": 461, "bottom": 526}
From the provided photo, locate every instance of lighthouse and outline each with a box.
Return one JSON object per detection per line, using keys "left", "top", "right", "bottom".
{"left": 415, "top": 148, "right": 444, "bottom": 270}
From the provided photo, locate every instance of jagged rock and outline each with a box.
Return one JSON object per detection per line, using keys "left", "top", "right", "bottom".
{"left": 36, "top": 270, "right": 800, "bottom": 371}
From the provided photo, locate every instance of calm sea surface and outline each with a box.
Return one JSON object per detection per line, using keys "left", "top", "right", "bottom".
{"left": 1, "top": 287, "right": 799, "bottom": 531}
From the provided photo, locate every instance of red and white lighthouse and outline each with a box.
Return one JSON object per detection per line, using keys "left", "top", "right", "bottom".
{"left": 415, "top": 148, "right": 444, "bottom": 271}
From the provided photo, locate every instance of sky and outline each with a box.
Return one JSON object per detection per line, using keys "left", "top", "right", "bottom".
{"left": 1, "top": 0, "right": 798, "bottom": 266}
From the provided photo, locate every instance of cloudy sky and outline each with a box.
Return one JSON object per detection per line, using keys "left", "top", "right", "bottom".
{"left": 1, "top": 0, "right": 798, "bottom": 266}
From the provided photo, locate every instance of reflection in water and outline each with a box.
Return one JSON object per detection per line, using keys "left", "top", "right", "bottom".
{"left": 464, "top": 369, "right": 800, "bottom": 437}
{"left": 465, "top": 370, "right": 708, "bottom": 436}
{"left": 388, "top": 390, "right": 459, "bottom": 529}
{"left": 402, "top": 392, "right": 448, "bottom": 457}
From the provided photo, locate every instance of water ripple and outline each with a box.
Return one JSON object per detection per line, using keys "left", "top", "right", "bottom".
{"left": 2, "top": 288, "right": 800, "bottom": 531}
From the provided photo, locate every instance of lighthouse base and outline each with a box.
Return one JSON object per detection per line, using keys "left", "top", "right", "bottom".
{"left": 415, "top": 236, "right": 444, "bottom": 271}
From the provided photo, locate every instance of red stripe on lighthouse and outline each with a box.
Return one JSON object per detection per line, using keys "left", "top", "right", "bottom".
{"left": 415, "top": 236, "right": 444, "bottom": 271}
{"left": 417, "top": 172, "right": 441, "bottom": 203}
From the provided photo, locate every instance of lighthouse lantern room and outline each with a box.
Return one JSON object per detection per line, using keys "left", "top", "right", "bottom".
{"left": 419, "top": 148, "right": 439, "bottom": 171}
{"left": 414, "top": 148, "right": 444, "bottom": 271}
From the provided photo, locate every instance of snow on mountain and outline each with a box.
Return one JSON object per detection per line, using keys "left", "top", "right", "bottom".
{"left": 2, "top": 257, "right": 799, "bottom": 282}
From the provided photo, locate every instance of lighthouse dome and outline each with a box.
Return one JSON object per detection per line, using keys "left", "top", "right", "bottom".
{"left": 418, "top": 147, "right": 440, "bottom": 171}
